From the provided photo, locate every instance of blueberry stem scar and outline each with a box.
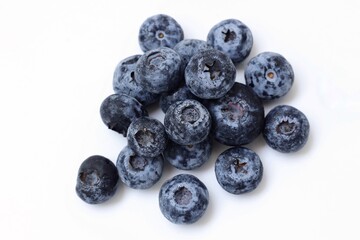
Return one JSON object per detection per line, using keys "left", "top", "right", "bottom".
{"left": 222, "top": 29, "right": 236, "bottom": 42}
{"left": 174, "top": 186, "right": 192, "bottom": 205}
{"left": 267, "top": 72, "right": 275, "bottom": 79}
{"left": 204, "top": 61, "right": 221, "bottom": 80}
{"left": 158, "top": 32, "right": 164, "bottom": 38}
{"left": 135, "top": 128, "right": 155, "bottom": 147}
{"left": 276, "top": 120, "right": 296, "bottom": 135}
{"left": 233, "top": 159, "right": 247, "bottom": 174}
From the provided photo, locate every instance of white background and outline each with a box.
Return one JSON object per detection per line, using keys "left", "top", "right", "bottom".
{"left": 1, "top": 0, "right": 360, "bottom": 239}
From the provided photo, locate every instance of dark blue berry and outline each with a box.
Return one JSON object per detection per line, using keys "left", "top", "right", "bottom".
{"left": 160, "top": 84, "right": 199, "bottom": 113}
{"left": 215, "top": 147, "right": 263, "bottom": 194}
{"left": 245, "top": 52, "right": 294, "bottom": 100}
{"left": 135, "top": 47, "right": 182, "bottom": 94}
{"left": 205, "top": 82, "right": 264, "bottom": 146}
{"left": 207, "top": 19, "right": 253, "bottom": 64}
{"left": 263, "top": 105, "right": 310, "bottom": 153}
{"left": 164, "top": 99, "right": 211, "bottom": 145}
{"left": 76, "top": 155, "right": 119, "bottom": 204}
{"left": 138, "top": 14, "right": 184, "bottom": 52}
{"left": 127, "top": 116, "right": 167, "bottom": 158}
{"left": 100, "top": 94, "right": 148, "bottom": 137}
{"left": 113, "top": 54, "right": 160, "bottom": 106}
{"left": 116, "top": 146, "right": 163, "bottom": 189}
{"left": 163, "top": 137, "right": 212, "bottom": 170}
{"left": 173, "top": 39, "right": 211, "bottom": 73}
{"left": 159, "top": 174, "right": 209, "bottom": 224}
{"left": 185, "top": 48, "right": 236, "bottom": 99}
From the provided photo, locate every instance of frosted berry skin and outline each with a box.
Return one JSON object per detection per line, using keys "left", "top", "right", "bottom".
{"left": 135, "top": 47, "right": 182, "bottom": 94}
{"left": 138, "top": 14, "right": 184, "bottom": 52}
{"left": 127, "top": 116, "right": 167, "bottom": 158}
{"left": 173, "top": 39, "right": 211, "bottom": 73}
{"left": 76, "top": 155, "right": 119, "bottom": 204}
{"left": 159, "top": 174, "right": 209, "bottom": 224}
{"left": 163, "top": 137, "right": 212, "bottom": 170}
{"left": 159, "top": 84, "right": 199, "bottom": 113}
{"left": 185, "top": 49, "right": 236, "bottom": 99}
{"left": 245, "top": 52, "right": 294, "bottom": 100}
{"left": 207, "top": 19, "right": 253, "bottom": 64}
{"left": 263, "top": 105, "right": 310, "bottom": 153}
{"left": 112, "top": 55, "right": 160, "bottom": 106}
{"left": 215, "top": 147, "right": 263, "bottom": 194}
{"left": 205, "top": 82, "right": 264, "bottom": 146}
{"left": 116, "top": 146, "right": 163, "bottom": 189}
{"left": 100, "top": 94, "right": 148, "bottom": 137}
{"left": 164, "top": 99, "right": 211, "bottom": 145}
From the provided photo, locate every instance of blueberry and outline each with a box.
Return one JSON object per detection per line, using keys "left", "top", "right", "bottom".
{"left": 205, "top": 82, "right": 264, "bottom": 146}
{"left": 100, "top": 94, "right": 148, "bottom": 137}
{"left": 159, "top": 174, "right": 209, "bottom": 224}
{"left": 245, "top": 52, "right": 294, "bottom": 100}
{"left": 185, "top": 48, "right": 236, "bottom": 99}
{"left": 159, "top": 84, "right": 199, "bottom": 113}
{"left": 207, "top": 19, "right": 253, "bottom": 64}
{"left": 127, "top": 116, "right": 167, "bottom": 158}
{"left": 116, "top": 146, "right": 163, "bottom": 189}
{"left": 113, "top": 54, "right": 160, "bottom": 106}
{"left": 263, "top": 105, "right": 310, "bottom": 153}
{"left": 163, "top": 137, "right": 212, "bottom": 170}
{"left": 164, "top": 99, "right": 211, "bottom": 145}
{"left": 215, "top": 147, "right": 263, "bottom": 194}
{"left": 173, "top": 39, "right": 211, "bottom": 74}
{"left": 76, "top": 155, "right": 119, "bottom": 204}
{"left": 138, "top": 14, "right": 184, "bottom": 52}
{"left": 135, "top": 47, "right": 182, "bottom": 94}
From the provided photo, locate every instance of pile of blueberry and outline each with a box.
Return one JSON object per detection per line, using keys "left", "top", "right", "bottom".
{"left": 75, "top": 14, "right": 310, "bottom": 224}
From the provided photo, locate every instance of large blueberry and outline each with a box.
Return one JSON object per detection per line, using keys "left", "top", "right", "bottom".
{"left": 245, "top": 52, "right": 294, "bottom": 100}
{"left": 163, "top": 137, "right": 212, "bottom": 170}
{"left": 207, "top": 19, "right": 253, "bottom": 64}
{"left": 205, "top": 82, "right": 264, "bottom": 146}
{"left": 164, "top": 99, "right": 211, "bottom": 145}
{"left": 135, "top": 47, "right": 182, "bottom": 94}
{"left": 159, "top": 84, "right": 199, "bottom": 113}
{"left": 138, "top": 14, "right": 184, "bottom": 52}
{"left": 173, "top": 39, "right": 211, "bottom": 73}
{"left": 76, "top": 155, "right": 119, "bottom": 204}
{"left": 159, "top": 174, "right": 209, "bottom": 224}
{"left": 263, "top": 105, "right": 310, "bottom": 153}
{"left": 113, "top": 54, "right": 160, "bottom": 106}
{"left": 116, "top": 146, "right": 163, "bottom": 189}
{"left": 100, "top": 94, "right": 148, "bottom": 137}
{"left": 215, "top": 147, "right": 263, "bottom": 194}
{"left": 185, "top": 49, "right": 236, "bottom": 99}
{"left": 127, "top": 116, "right": 167, "bottom": 158}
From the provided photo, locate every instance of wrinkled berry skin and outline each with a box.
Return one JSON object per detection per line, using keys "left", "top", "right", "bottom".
{"left": 164, "top": 99, "right": 211, "bottom": 145}
{"left": 207, "top": 19, "right": 253, "bottom": 64}
{"left": 159, "top": 174, "right": 209, "bottom": 224}
{"left": 159, "top": 84, "right": 199, "bottom": 113}
{"left": 173, "top": 39, "right": 211, "bottom": 73}
{"left": 138, "top": 14, "right": 184, "bottom": 52}
{"left": 127, "top": 116, "right": 167, "bottom": 158}
{"left": 135, "top": 47, "right": 182, "bottom": 94}
{"left": 116, "top": 146, "right": 163, "bottom": 189}
{"left": 245, "top": 52, "right": 294, "bottom": 100}
{"left": 215, "top": 147, "right": 263, "bottom": 194}
{"left": 205, "top": 82, "right": 264, "bottom": 146}
{"left": 100, "top": 94, "right": 148, "bottom": 137}
{"left": 263, "top": 105, "right": 310, "bottom": 153}
{"left": 185, "top": 49, "right": 236, "bottom": 99}
{"left": 163, "top": 137, "right": 212, "bottom": 170}
{"left": 113, "top": 55, "right": 160, "bottom": 106}
{"left": 76, "top": 155, "right": 119, "bottom": 204}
